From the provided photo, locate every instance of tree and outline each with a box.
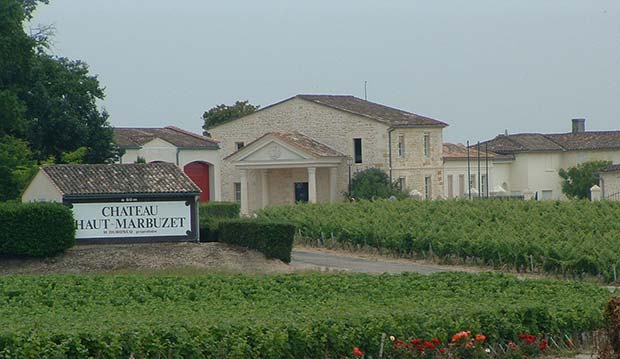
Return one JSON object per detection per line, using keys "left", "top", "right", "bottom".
{"left": 349, "top": 168, "right": 406, "bottom": 200}
{"left": 202, "top": 100, "right": 259, "bottom": 136}
{"left": 559, "top": 160, "right": 611, "bottom": 200}
{"left": 24, "top": 54, "right": 120, "bottom": 163}
{"left": 0, "top": 135, "right": 36, "bottom": 201}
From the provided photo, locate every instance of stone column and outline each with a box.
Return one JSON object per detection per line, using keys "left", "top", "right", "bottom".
{"left": 329, "top": 167, "right": 338, "bottom": 203}
{"left": 240, "top": 169, "right": 249, "bottom": 215}
{"left": 261, "top": 169, "right": 269, "bottom": 208}
{"left": 308, "top": 167, "right": 317, "bottom": 203}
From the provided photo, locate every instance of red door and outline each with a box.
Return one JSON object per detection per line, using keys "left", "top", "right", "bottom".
{"left": 184, "top": 162, "right": 210, "bottom": 202}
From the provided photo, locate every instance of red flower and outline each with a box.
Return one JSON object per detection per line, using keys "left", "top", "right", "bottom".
{"left": 424, "top": 341, "right": 436, "bottom": 350}
{"left": 411, "top": 339, "right": 422, "bottom": 345}
{"left": 518, "top": 334, "right": 527, "bottom": 339}
{"left": 439, "top": 348, "right": 446, "bottom": 354}
{"left": 394, "top": 340, "right": 406, "bottom": 349}
{"left": 508, "top": 341, "right": 518, "bottom": 351}
{"left": 416, "top": 345, "right": 424, "bottom": 352}
{"left": 451, "top": 331, "right": 469, "bottom": 342}
{"left": 431, "top": 338, "right": 441, "bottom": 345}
{"left": 465, "top": 342, "right": 472, "bottom": 348}
{"left": 353, "top": 347, "right": 363, "bottom": 357}
{"left": 539, "top": 339, "right": 548, "bottom": 351}
{"left": 475, "top": 334, "right": 486, "bottom": 342}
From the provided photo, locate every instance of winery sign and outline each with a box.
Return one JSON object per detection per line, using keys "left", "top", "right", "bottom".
{"left": 21, "top": 163, "right": 201, "bottom": 243}
{"left": 72, "top": 200, "right": 193, "bottom": 239}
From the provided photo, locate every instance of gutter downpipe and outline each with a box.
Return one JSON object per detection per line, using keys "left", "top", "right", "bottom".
{"left": 388, "top": 127, "right": 395, "bottom": 183}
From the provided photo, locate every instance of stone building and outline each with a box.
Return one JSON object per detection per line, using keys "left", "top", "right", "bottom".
{"left": 113, "top": 126, "right": 221, "bottom": 202}
{"left": 208, "top": 94, "right": 448, "bottom": 214}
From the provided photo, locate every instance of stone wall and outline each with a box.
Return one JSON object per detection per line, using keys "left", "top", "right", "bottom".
{"left": 601, "top": 171, "right": 620, "bottom": 200}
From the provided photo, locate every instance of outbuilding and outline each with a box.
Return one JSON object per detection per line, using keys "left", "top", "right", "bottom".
{"left": 22, "top": 163, "right": 201, "bottom": 243}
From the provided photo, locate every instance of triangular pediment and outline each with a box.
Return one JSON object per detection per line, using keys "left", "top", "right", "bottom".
{"left": 242, "top": 141, "right": 307, "bottom": 161}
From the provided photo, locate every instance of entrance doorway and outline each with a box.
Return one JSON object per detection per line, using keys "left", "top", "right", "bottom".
{"left": 294, "top": 182, "right": 309, "bottom": 203}
{"left": 184, "top": 161, "right": 210, "bottom": 202}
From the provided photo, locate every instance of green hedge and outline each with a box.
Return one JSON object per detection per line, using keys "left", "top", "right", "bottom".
{"left": 219, "top": 220, "right": 295, "bottom": 263}
{"left": 199, "top": 202, "right": 240, "bottom": 242}
{"left": 0, "top": 202, "right": 75, "bottom": 256}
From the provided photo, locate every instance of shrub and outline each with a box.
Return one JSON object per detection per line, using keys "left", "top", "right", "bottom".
{"left": 218, "top": 219, "right": 295, "bottom": 263}
{"left": 349, "top": 167, "right": 406, "bottom": 200}
{"left": 0, "top": 202, "right": 75, "bottom": 256}
{"left": 199, "top": 202, "right": 240, "bottom": 242}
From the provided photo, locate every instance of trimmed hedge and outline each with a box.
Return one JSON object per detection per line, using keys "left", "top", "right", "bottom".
{"left": 0, "top": 202, "right": 75, "bottom": 256}
{"left": 219, "top": 220, "right": 295, "bottom": 263}
{"left": 198, "top": 202, "right": 240, "bottom": 242}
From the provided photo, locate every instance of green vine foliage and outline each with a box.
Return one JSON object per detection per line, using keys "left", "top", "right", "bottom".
{"left": 0, "top": 273, "right": 608, "bottom": 358}
{"left": 259, "top": 200, "right": 620, "bottom": 281}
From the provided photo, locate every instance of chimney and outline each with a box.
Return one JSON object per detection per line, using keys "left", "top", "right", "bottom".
{"left": 572, "top": 118, "right": 585, "bottom": 134}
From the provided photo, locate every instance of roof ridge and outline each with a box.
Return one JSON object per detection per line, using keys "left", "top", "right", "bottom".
{"left": 165, "top": 126, "right": 220, "bottom": 144}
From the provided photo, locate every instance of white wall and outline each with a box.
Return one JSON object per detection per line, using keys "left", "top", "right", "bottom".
{"left": 21, "top": 171, "right": 63, "bottom": 203}
{"left": 118, "top": 138, "right": 222, "bottom": 201}
{"left": 443, "top": 159, "right": 496, "bottom": 198}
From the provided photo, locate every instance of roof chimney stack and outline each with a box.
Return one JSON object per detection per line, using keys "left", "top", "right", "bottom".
{"left": 572, "top": 118, "right": 585, "bottom": 134}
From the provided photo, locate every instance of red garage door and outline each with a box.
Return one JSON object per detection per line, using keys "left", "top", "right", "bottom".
{"left": 184, "top": 162, "right": 210, "bottom": 202}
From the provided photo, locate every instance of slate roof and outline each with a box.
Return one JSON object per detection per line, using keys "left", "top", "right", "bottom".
{"left": 225, "top": 132, "right": 345, "bottom": 160}
{"left": 443, "top": 143, "right": 497, "bottom": 160}
{"left": 42, "top": 163, "right": 200, "bottom": 196}
{"left": 482, "top": 131, "right": 620, "bottom": 154}
{"left": 113, "top": 126, "right": 219, "bottom": 150}
{"left": 601, "top": 164, "right": 620, "bottom": 173}
{"left": 297, "top": 95, "right": 448, "bottom": 128}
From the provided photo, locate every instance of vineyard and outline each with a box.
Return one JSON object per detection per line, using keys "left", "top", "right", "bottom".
{"left": 0, "top": 272, "right": 609, "bottom": 358}
{"left": 258, "top": 200, "right": 620, "bottom": 281}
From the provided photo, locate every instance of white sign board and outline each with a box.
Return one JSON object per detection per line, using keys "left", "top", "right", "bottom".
{"left": 72, "top": 201, "right": 192, "bottom": 239}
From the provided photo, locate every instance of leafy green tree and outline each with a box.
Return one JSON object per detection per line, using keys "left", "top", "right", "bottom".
{"left": 559, "top": 160, "right": 612, "bottom": 199}
{"left": 0, "top": 135, "right": 37, "bottom": 201}
{"left": 202, "top": 100, "right": 259, "bottom": 136}
{"left": 24, "top": 54, "right": 119, "bottom": 163}
{"left": 349, "top": 168, "right": 406, "bottom": 200}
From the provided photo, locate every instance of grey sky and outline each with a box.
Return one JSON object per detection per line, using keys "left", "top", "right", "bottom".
{"left": 32, "top": 0, "right": 620, "bottom": 143}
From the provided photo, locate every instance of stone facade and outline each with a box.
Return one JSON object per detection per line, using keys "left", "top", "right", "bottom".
{"left": 210, "top": 96, "right": 446, "bottom": 212}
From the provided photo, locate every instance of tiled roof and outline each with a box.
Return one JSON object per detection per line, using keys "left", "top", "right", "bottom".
{"left": 601, "top": 164, "right": 620, "bottom": 173}
{"left": 443, "top": 143, "right": 496, "bottom": 160}
{"left": 113, "top": 126, "right": 219, "bottom": 150}
{"left": 482, "top": 131, "right": 620, "bottom": 154}
{"left": 42, "top": 163, "right": 200, "bottom": 196}
{"left": 297, "top": 95, "right": 448, "bottom": 128}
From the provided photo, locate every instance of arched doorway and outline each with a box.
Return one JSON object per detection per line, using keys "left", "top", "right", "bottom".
{"left": 184, "top": 161, "right": 210, "bottom": 202}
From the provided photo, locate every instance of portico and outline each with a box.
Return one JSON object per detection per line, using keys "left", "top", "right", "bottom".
{"left": 225, "top": 132, "right": 346, "bottom": 214}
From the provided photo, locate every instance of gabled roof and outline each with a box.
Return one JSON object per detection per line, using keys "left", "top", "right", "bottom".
{"left": 41, "top": 163, "right": 200, "bottom": 196}
{"left": 482, "top": 131, "right": 620, "bottom": 154}
{"left": 297, "top": 95, "right": 448, "bottom": 128}
{"left": 113, "top": 126, "right": 219, "bottom": 150}
{"left": 443, "top": 143, "right": 497, "bottom": 160}
{"left": 225, "top": 132, "right": 345, "bottom": 160}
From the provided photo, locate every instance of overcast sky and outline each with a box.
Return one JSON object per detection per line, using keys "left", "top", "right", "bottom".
{"left": 31, "top": 0, "right": 620, "bottom": 143}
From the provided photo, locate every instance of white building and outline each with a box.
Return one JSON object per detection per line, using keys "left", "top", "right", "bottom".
{"left": 480, "top": 119, "right": 620, "bottom": 200}
{"left": 600, "top": 164, "right": 620, "bottom": 200}
{"left": 442, "top": 143, "right": 513, "bottom": 198}
{"left": 113, "top": 126, "right": 221, "bottom": 202}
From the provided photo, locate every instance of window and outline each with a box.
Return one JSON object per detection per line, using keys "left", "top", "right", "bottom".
{"left": 481, "top": 174, "right": 487, "bottom": 197}
{"left": 234, "top": 182, "right": 241, "bottom": 202}
{"left": 397, "top": 135, "right": 405, "bottom": 158}
{"left": 458, "top": 174, "right": 465, "bottom": 197}
{"left": 235, "top": 142, "right": 245, "bottom": 151}
{"left": 398, "top": 177, "right": 406, "bottom": 191}
{"left": 470, "top": 174, "right": 477, "bottom": 189}
{"left": 447, "top": 175, "right": 454, "bottom": 198}
{"left": 424, "top": 176, "right": 432, "bottom": 200}
{"left": 423, "top": 133, "right": 431, "bottom": 157}
{"left": 353, "top": 138, "right": 362, "bottom": 164}
{"left": 541, "top": 190, "right": 553, "bottom": 200}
